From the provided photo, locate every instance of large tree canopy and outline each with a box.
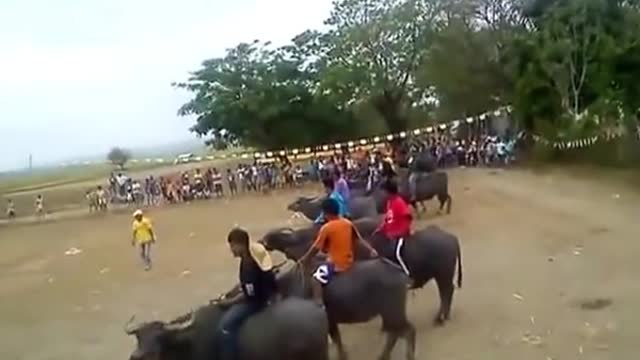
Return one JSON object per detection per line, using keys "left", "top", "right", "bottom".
{"left": 175, "top": 40, "right": 365, "bottom": 149}
{"left": 317, "top": 0, "right": 442, "bottom": 133}
{"left": 176, "top": 0, "right": 640, "bottom": 152}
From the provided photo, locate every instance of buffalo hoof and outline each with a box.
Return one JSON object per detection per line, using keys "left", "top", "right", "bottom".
{"left": 433, "top": 314, "right": 446, "bottom": 326}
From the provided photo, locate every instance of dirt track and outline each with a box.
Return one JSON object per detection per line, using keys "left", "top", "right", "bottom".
{"left": 0, "top": 167, "right": 638, "bottom": 360}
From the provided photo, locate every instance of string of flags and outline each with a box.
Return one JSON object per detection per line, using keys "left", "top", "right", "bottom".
{"left": 61, "top": 107, "right": 509, "bottom": 167}
{"left": 60, "top": 106, "right": 637, "bottom": 167}
{"left": 531, "top": 126, "right": 638, "bottom": 150}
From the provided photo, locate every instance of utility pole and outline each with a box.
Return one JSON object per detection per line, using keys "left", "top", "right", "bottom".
{"left": 28, "top": 153, "right": 33, "bottom": 172}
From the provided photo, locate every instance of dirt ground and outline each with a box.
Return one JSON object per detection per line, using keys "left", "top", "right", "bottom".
{"left": 0, "top": 167, "right": 638, "bottom": 360}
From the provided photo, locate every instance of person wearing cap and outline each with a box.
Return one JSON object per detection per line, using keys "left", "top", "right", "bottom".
{"left": 217, "top": 227, "right": 278, "bottom": 360}
{"left": 300, "top": 198, "right": 378, "bottom": 308}
{"left": 131, "top": 209, "right": 155, "bottom": 270}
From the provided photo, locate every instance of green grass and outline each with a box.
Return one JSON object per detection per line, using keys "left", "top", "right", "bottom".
{"left": 0, "top": 147, "right": 258, "bottom": 196}
{"left": 0, "top": 163, "right": 163, "bottom": 195}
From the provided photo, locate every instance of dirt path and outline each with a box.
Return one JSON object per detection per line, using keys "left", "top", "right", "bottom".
{"left": 0, "top": 168, "right": 638, "bottom": 360}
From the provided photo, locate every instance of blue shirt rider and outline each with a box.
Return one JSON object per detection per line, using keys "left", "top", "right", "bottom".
{"left": 216, "top": 227, "right": 278, "bottom": 360}
{"left": 314, "top": 177, "right": 349, "bottom": 224}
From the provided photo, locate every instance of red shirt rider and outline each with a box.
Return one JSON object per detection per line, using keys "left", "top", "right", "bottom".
{"left": 379, "top": 180, "right": 412, "bottom": 239}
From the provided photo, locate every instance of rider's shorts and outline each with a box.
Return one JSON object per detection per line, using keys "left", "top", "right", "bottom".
{"left": 312, "top": 262, "right": 336, "bottom": 286}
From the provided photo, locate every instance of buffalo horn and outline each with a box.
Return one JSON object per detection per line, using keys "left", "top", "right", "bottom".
{"left": 280, "top": 227, "right": 295, "bottom": 235}
{"left": 164, "top": 310, "right": 195, "bottom": 331}
{"left": 124, "top": 315, "right": 144, "bottom": 335}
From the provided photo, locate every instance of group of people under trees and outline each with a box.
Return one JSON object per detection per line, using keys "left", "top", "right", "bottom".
{"left": 109, "top": 130, "right": 513, "bottom": 211}
{"left": 4, "top": 131, "right": 511, "bottom": 221}
{"left": 90, "top": 161, "right": 307, "bottom": 210}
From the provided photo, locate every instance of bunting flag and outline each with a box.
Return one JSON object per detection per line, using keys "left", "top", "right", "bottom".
{"left": 60, "top": 106, "right": 636, "bottom": 167}
{"left": 531, "top": 126, "right": 639, "bottom": 150}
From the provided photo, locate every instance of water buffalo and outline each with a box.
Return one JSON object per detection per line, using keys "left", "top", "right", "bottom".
{"left": 278, "top": 260, "right": 416, "bottom": 360}
{"left": 264, "top": 223, "right": 463, "bottom": 326}
{"left": 287, "top": 195, "right": 378, "bottom": 221}
{"left": 125, "top": 297, "right": 329, "bottom": 360}
{"left": 350, "top": 172, "right": 451, "bottom": 216}
{"left": 410, "top": 150, "right": 436, "bottom": 173}
{"left": 371, "top": 225, "right": 462, "bottom": 324}
{"left": 395, "top": 168, "right": 452, "bottom": 215}
{"left": 262, "top": 217, "right": 380, "bottom": 260}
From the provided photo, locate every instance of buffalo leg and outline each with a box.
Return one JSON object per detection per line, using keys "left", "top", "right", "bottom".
{"left": 404, "top": 323, "right": 417, "bottom": 360}
{"left": 377, "top": 331, "right": 399, "bottom": 360}
{"left": 437, "top": 193, "right": 452, "bottom": 214}
{"left": 444, "top": 194, "right": 453, "bottom": 214}
{"left": 329, "top": 321, "right": 348, "bottom": 360}
{"left": 410, "top": 201, "right": 420, "bottom": 216}
{"left": 434, "top": 276, "right": 454, "bottom": 325}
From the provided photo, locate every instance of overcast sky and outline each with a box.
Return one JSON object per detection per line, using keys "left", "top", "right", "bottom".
{"left": 0, "top": 0, "right": 333, "bottom": 171}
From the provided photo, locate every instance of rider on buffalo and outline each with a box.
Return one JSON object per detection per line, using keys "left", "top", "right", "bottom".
{"left": 314, "top": 178, "right": 349, "bottom": 224}
{"left": 217, "top": 227, "right": 278, "bottom": 360}
{"left": 376, "top": 179, "right": 413, "bottom": 275}
{"left": 300, "top": 198, "right": 378, "bottom": 308}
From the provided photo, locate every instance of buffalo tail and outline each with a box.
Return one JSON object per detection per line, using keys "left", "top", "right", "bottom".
{"left": 456, "top": 243, "right": 463, "bottom": 288}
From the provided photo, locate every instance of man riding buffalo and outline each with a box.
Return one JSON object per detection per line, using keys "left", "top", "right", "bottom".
{"left": 408, "top": 149, "right": 436, "bottom": 202}
{"left": 314, "top": 178, "right": 349, "bottom": 224}
{"left": 125, "top": 227, "right": 331, "bottom": 360}
{"left": 332, "top": 169, "right": 350, "bottom": 203}
{"left": 376, "top": 179, "right": 413, "bottom": 275}
{"left": 292, "top": 197, "right": 416, "bottom": 360}
{"left": 216, "top": 228, "right": 278, "bottom": 360}
{"left": 300, "top": 198, "right": 378, "bottom": 308}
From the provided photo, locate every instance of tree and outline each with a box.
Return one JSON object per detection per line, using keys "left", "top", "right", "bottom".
{"left": 418, "top": 19, "right": 505, "bottom": 120}
{"left": 174, "top": 0, "right": 640, "bottom": 159}
{"left": 175, "top": 40, "right": 367, "bottom": 150}
{"left": 413, "top": 0, "right": 524, "bottom": 121}
{"left": 317, "top": 0, "right": 443, "bottom": 133}
{"left": 538, "top": 0, "right": 607, "bottom": 120}
{"left": 107, "top": 147, "right": 131, "bottom": 169}
{"left": 511, "top": 0, "right": 640, "bottom": 136}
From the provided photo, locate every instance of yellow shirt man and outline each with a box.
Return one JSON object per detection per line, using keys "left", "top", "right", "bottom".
{"left": 132, "top": 211, "right": 155, "bottom": 245}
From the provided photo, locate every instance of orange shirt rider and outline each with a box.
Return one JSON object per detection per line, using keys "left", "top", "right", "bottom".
{"left": 299, "top": 198, "right": 378, "bottom": 294}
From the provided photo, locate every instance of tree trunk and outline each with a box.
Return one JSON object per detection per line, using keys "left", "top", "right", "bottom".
{"left": 372, "top": 90, "right": 409, "bottom": 135}
{"left": 372, "top": 92, "right": 411, "bottom": 164}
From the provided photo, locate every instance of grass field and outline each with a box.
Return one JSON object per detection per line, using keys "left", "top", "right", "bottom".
{"left": 0, "top": 163, "right": 164, "bottom": 195}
